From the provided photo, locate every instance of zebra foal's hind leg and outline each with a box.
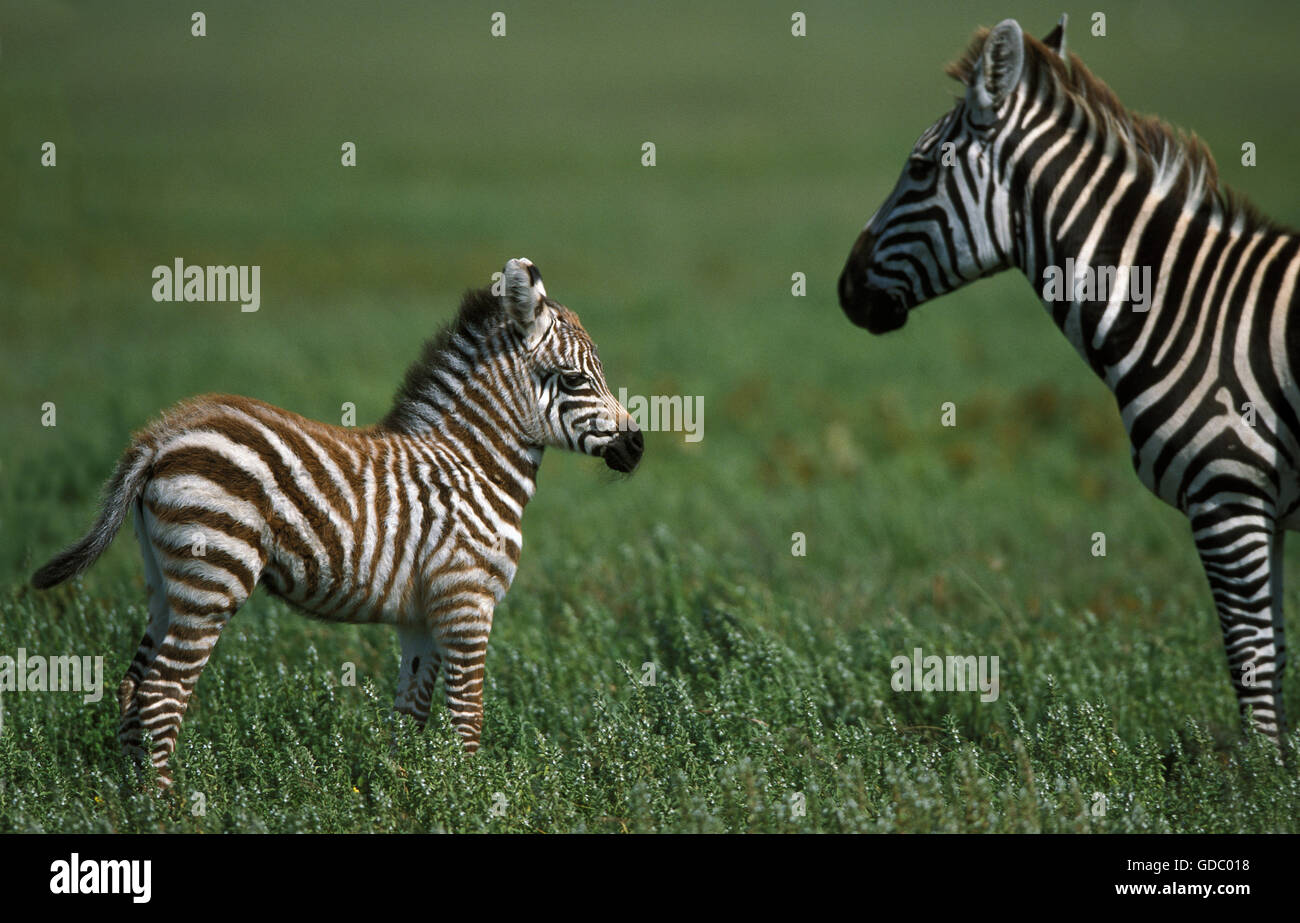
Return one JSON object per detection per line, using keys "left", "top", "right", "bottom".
{"left": 117, "top": 507, "right": 174, "bottom": 763}
{"left": 1190, "top": 499, "right": 1288, "bottom": 742}
{"left": 120, "top": 503, "right": 250, "bottom": 787}
{"left": 394, "top": 624, "right": 441, "bottom": 726}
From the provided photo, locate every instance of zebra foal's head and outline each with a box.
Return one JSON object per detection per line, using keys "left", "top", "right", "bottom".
{"left": 501, "top": 258, "right": 644, "bottom": 473}
{"left": 838, "top": 17, "right": 1066, "bottom": 333}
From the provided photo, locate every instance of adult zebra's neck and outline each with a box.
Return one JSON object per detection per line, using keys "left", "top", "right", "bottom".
{"left": 1011, "top": 137, "right": 1170, "bottom": 383}
{"left": 1002, "top": 50, "right": 1286, "bottom": 391}
{"left": 382, "top": 293, "right": 542, "bottom": 504}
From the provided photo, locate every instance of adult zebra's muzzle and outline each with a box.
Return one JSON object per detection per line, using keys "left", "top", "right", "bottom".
{"left": 838, "top": 231, "right": 909, "bottom": 334}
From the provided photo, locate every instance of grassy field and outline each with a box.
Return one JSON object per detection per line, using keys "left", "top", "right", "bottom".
{"left": 3, "top": 1, "right": 1300, "bottom": 832}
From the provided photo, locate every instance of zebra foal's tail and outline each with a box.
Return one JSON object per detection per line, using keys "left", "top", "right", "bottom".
{"left": 31, "top": 442, "right": 154, "bottom": 589}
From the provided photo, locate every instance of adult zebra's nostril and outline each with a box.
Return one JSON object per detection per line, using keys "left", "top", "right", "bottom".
{"left": 840, "top": 228, "right": 881, "bottom": 328}
{"left": 839, "top": 260, "right": 872, "bottom": 328}
{"left": 838, "top": 263, "right": 855, "bottom": 301}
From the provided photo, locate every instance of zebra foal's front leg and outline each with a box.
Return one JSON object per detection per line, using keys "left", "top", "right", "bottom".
{"left": 1189, "top": 500, "right": 1288, "bottom": 741}
{"left": 432, "top": 596, "right": 495, "bottom": 753}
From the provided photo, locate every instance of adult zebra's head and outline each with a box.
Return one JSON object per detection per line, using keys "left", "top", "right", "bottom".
{"left": 502, "top": 258, "right": 644, "bottom": 473}
{"left": 838, "top": 17, "right": 1067, "bottom": 333}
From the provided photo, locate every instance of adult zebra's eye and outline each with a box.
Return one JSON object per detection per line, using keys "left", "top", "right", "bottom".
{"left": 559, "top": 372, "right": 586, "bottom": 388}
{"left": 906, "top": 156, "right": 935, "bottom": 182}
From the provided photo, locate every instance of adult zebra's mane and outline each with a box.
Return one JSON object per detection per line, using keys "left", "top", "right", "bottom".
{"left": 946, "top": 27, "right": 1281, "bottom": 235}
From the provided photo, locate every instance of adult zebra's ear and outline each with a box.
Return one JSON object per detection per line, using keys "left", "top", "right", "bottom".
{"left": 1042, "top": 14, "right": 1067, "bottom": 59}
{"left": 501, "top": 257, "right": 552, "bottom": 348}
{"left": 972, "top": 19, "right": 1025, "bottom": 117}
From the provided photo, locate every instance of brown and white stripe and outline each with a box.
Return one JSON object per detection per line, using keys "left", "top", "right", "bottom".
{"left": 32, "top": 258, "right": 643, "bottom": 785}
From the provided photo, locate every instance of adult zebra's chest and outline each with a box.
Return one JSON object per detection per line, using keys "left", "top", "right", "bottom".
{"left": 1118, "top": 368, "right": 1299, "bottom": 517}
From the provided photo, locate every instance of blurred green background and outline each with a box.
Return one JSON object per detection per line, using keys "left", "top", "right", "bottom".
{"left": 3, "top": 1, "right": 1300, "bottom": 831}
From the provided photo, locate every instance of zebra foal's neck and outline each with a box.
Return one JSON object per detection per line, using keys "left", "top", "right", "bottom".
{"left": 382, "top": 289, "right": 541, "bottom": 497}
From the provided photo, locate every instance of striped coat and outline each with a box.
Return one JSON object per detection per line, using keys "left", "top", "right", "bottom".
{"left": 838, "top": 17, "right": 1299, "bottom": 741}
{"left": 32, "top": 258, "right": 643, "bottom": 785}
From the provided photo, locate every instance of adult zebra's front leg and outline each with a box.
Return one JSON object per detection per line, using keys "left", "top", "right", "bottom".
{"left": 1189, "top": 498, "right": 1288, "bottom": 740}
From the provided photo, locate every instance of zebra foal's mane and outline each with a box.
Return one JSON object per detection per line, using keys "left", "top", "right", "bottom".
{"left": 944, "top": 26, "right": 1283, "bottom": 236}
{"left": 381, "top": 286, "right": 584, "bottom": 435}
{"left": 382, "top": 287, "right": 501, "bottom": 433}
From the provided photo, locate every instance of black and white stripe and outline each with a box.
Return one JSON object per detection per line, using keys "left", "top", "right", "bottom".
{"left": 839, "top": 16, "right": 1299, "bottom": 740}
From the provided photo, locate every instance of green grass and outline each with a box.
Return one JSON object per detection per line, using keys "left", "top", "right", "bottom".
{"left": 3, "top": 0, "right": 1300, "bottom": 832}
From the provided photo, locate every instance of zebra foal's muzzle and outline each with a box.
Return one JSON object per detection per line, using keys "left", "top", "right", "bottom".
{"left": 838, "top": 229, "right": 909, "bottom": 334}
{"left": 602, "top": 422, "right": 644, "bottom": 473}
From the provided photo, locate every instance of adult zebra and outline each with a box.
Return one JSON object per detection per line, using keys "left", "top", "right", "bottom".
{"left": 838, "top": 16, "right": 1300, "bottom": 742}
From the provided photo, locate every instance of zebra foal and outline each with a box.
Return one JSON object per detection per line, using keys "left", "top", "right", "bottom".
{"left": 838, "top": 16, "right": 1299, "bottom": 742}
{"left": 32, "top": 258, "right": 644, "bottom": 785}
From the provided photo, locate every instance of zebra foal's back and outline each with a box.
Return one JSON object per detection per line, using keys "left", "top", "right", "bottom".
{"left": 138, "top": 393, "right": 406, "bottom": 622}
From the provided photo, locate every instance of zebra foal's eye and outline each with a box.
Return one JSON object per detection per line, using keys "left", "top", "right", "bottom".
{"left": 559, "top": 372, "right": 586, "bottom": 388}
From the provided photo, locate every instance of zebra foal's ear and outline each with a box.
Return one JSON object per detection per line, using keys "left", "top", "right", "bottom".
{"left": 972, "top": 19, "right": 1025, "bottom": 114}
{"left": 501, "top": 257, "right": 550, "bottom": 345}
